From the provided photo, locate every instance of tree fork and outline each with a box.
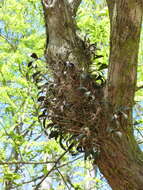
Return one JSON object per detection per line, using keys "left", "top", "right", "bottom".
{"left": 42, "top": 0, "right": 143, "bottom": 189}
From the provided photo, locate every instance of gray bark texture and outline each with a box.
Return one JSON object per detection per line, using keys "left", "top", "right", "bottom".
{"left": 42, "top": 0, "right": 143, "bottom": 189}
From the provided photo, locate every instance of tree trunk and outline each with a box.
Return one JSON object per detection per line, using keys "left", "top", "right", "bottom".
{"left": 97, "top": 1, "right": 143, "bottom": 189}
{"left": 42, "top": 0, "right": 143, "bottom": 189}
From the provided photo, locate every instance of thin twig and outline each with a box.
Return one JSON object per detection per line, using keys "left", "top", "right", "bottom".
{"left": 25, "top": 156, "right": 83, "bottom": 187}
{"left": 0, "top": 161, "right": 56, "bottom": 165}
{"left": 0, "top": 33, "right": 16, "bottom": 50}
{"left": 34, "top": 151, "right": 83, "bottom": 190}
{"left": 34, "top": 149, "right": 69, "bottom": 190}
{"left": 22, "top": 174, "right": 45, "bottom": 184}
{"left": 54, "top": 155, "right": 83, "bottom": 170}
{"left": 56, "top": 168, "right": 71, "bottom": 190}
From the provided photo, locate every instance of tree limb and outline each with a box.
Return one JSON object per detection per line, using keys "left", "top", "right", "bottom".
{"left": 97, "top": 1, "right": 143, "bottom": 189}
{"left": 0, "top": 161, "right": 56, "bottom": 165}
{"left": 107, "top": 0, "right": 142, "bottom": 109}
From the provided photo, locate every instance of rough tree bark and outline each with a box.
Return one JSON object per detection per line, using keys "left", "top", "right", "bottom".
{"left": 42, "top": 0, "right": 143, "bottom": 189}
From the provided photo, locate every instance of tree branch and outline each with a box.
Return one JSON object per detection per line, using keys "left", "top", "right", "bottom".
{"left": 0, "top": 33, "right": 16, "bottom": 50}
{"left": 98, "top": 2, "right": 143, "bottom": 188}
{"left": 107, "top": 0, "right": 142, "bottom": 109}
{"left": 56, "top": 169, "right": 71, "bottom": 190}
{"left": 34, "top": 149, "right": 69, "bottom": 190}
{"left": 34, "top": 152, "right": 83, "bottom": 190}
{"left": 0, "top": 161, "right": 56, "bottom": 165}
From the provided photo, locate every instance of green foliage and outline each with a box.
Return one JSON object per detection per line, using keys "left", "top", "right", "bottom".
{"left": 0, "top": 0, "right": 49, "bottom": 188}
{"left": 77, "top": 0, "right": 109, "bottom": 72}
{"left": 136, "top": 29, "right": 143, "bottom": 101}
